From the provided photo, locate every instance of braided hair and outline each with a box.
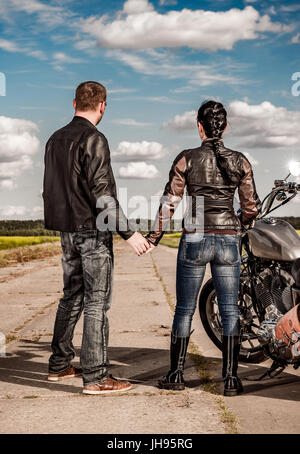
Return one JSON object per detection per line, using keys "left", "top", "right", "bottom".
{"left": 197, "top": 100, "right": 238, "bottom": 185}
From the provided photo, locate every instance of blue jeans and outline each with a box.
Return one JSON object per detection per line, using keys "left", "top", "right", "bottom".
{"left": 173, "top": 232, "right": 241, "bottom": 337}
{"left": 48, "top": 230, "right": 113, "bottom": 386}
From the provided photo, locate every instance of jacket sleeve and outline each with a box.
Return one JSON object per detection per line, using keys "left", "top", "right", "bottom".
{"left": 81, "top": 132, "right": 135, "bottom": 240}
{"left": 146, "top": 152, "right": 187, "bottom": 246}
{"left": 237, "top": 153, "right": 262, "bottom": 228}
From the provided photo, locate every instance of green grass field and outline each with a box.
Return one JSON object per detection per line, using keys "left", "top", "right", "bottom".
{"left": 160, "top": 230, "right": 300, "bottom": 249}
{"left": 0, "top": 236, "right": 60, "bottom": 251}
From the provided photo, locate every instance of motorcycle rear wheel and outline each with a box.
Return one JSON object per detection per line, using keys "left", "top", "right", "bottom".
{"left": 198, "top": 277, "right": 266, "bottom": 363}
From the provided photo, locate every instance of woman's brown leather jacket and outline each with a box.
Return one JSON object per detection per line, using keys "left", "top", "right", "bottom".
{"left": 146, "top": 138, "right": 262, "bottom": 246}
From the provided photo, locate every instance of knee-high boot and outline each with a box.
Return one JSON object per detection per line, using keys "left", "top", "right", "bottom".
{"left": 158, "top": 331, "right": 191, "bottom": 391}
{"left": 222, "top": 335, "right": 244, "bottom": 396}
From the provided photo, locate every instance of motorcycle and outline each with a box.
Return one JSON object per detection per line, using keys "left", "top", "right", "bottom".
{"left": 199, "top": 160, "right": 300, "bottom": 379}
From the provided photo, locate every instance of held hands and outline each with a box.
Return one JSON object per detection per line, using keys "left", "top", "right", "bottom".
{"left": 144, "top": 241, "right": 156, "bottom": 255}
{"left": 126, "top": 232, "right": 155, "bottom": 256}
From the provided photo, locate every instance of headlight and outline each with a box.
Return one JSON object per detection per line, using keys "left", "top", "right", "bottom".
{"left": 289, "top": 161, "right": 300, "bottom": 177}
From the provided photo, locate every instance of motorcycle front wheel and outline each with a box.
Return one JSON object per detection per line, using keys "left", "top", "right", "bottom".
{"left": 198, "top": 277, "right": 266, "bottom": 363}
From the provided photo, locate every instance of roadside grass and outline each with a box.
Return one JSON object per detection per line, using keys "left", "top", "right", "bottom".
{"left": 0, "top": 240, "right": 62, "bottom": 268}
{"left": 0, "top": 236, "right": 60, "bottom": 250}
{"left": 160, "top": 233, "right": 181, "bottom": 248}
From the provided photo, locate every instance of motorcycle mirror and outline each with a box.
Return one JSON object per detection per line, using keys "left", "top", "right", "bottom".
{"left": 289, "top": 161, "right": 300, "bottom": 177}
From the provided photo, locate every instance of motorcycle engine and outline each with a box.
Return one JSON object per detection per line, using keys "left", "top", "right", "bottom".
{"left": 254, "top": 268, "right": 294, "bottom": 314}
{"left": 254, "top": 268, "right": 295, "bottom": 361}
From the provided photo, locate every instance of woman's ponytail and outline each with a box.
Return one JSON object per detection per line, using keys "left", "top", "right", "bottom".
{"left": 197, "top": 100, "right": 239, "bottom": 185}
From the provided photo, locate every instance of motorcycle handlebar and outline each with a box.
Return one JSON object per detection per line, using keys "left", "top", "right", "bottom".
{"left": 256, "top": 181, "right": 299, "bottom": 220}
{"left": 274, "top": 180, "right": 300, "bottom": 191}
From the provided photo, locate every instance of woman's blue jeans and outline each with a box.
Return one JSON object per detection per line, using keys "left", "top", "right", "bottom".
{"left": 173, "top": 232, "right": 241, "bottom": 337}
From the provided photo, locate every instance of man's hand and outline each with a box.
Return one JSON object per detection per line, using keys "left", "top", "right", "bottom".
{"left": 126, "top": 232, "right": 151, "bottom": 256}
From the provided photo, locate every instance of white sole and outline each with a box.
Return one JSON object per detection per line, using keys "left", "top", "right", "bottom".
{"left": 82, "top": 384, "right": 133, "bottom": 395}
{"left": 48, "top": 374, "right": 81, "bottom": 382}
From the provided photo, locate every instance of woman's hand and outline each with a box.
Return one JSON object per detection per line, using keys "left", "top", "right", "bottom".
{"left": 145, "top": 242, "right": 156, "bottom": 254}
{"left": 126, "top": 232, "right": 151, "bottom": 256}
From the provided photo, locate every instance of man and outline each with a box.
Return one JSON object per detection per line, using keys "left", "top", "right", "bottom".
{"left": 43, "top": 81, "right": 150, "bottom": 395}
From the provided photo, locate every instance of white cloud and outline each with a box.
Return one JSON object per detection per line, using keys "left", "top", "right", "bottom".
{"left": 123, "top": 0, "right": 154, "bottom": 15}
{"left": 162, "top": 100, "right": 300, "bottom": 149}
{"left": 28, "top": 49, "right": 47, "bottom": 60}
{"left": 118, "top": 162, "right": 159, "bottom": 179}
{"left": 0, "top": 116, "right": 40, "bottom": 190}
{"left": 51, "top": 52, "right": 84, "bottom": 71}
{"left": 0, "top": 38, "right": 46, "bottom": 60}
{"left": 108, "top": 88, "right": 136, "bottom": 94}
{"left": 159, "top": 0, "right": 178, "bottom": 5}
{"left": 10, "top": 0, "right": 60, "bottom": 14}
{"left": 0, "top": 38, "right": 21, "bottom": 52}
{"left": 80, "top": 4, "right": 290, "bottom": 51}
{"left": 0, "top": 205, "right": 27, "bottom": 217}
{"left": 74, "top": 39, "right": 98, "bottom": 52}
{"left": 0, "top": 204, "right": 44, "bottom": 219}
{"left": 291, "top": 33, "right": 300, "bottom": 44}
{"left": 113, "top": 141, "right": 167, "bottom": 162}
{"left": 267, "top": 6, "right": 276, "bottom": 15}
{"left": 112, "top": 119, "right": 152, "bottom": 127}
{"left": 0, "top": 0, "right": 71, "bottom": 28}
{"left": 0, "top": 116, "right": 39, "bottom": 135}
{"left": 107, "top": 50, "right": 247, "bottom": 87}
{"left": 0, "top": 180, "right": 15, "bottom": 190}
{"left": 163, "top": 110, "right": 197, "bottom": 130}
{"left": 32, "top": 205, "right": 43, "bottom": 215}
{"left": 52, "top": 52, "right": 83, "bottom": 64}
{"left": 280, "top": 4, "right": 300, "bottom": 13}
{"left": 227, "top": 101, "right": 300, "bottom": 148}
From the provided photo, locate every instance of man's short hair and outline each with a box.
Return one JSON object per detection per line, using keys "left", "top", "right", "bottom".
{"left": 75, "top": 81, "right": 107, "bottom": 111}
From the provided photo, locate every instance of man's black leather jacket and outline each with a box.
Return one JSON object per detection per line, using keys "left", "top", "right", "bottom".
{"left": 147, "top": 138, "right": 262, "bottom": 246}
{"left": 43, "top": 115, "right": 134, "bottom": 239}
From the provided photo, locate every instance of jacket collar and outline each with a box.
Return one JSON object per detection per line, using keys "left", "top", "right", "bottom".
{"left": 201, "top": 138, "right": 224, "bottom": 148}
{"left": 71, "top": 115, "right": 97, "bottom": 130}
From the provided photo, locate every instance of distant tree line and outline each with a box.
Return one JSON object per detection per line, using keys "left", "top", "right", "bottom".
{"left": 0, "top": 219, "right": 180, "bottom": 236}
{"left": 0, "top": 217, "right": 299, "bottom": 236}
{"left": 0, "top": 220, "right": 59, "bottom": 236}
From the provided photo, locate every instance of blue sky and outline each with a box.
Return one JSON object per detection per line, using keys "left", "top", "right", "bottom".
{"left": 0, "top": 0, "right": 300, "bottom": 220}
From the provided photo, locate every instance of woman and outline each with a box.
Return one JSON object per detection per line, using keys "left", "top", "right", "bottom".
{"left": 146, "top": 100, "right": 262, "bottom": 396}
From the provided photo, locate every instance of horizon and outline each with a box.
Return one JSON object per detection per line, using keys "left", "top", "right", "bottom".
{"left": 0, "top": 0, "right": 300, "bottom": 220}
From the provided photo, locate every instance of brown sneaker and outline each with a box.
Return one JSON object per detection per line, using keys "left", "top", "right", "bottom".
{"left": 48, "top": 366, "right": 82, "bottom": 382}
{"left": 83, "top": 375, "right": 132, "bottom": 395}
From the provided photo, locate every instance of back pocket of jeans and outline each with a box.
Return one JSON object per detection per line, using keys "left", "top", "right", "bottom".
{"left": 183, "top": 238, "right": 206, "bottom": 263}
{"left": 222, "top": 238, "right": 240, "bottom": 265}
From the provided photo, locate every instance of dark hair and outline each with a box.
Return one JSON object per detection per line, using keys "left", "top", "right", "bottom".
{"left": 75, "top": 81, "right": 106, "bottom": 111}
{"left": 197, "top": 100, "right": 237, "bottom": 185}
